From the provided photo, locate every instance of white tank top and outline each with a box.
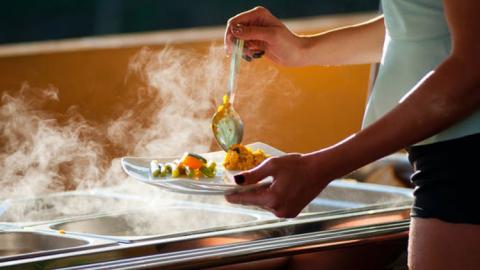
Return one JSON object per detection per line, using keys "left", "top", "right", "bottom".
{"left": 363, "top": 0, "right": 480, "bottom": 145}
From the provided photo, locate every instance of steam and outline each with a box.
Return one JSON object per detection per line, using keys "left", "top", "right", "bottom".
{"left": 0, "top": 44, "right": 287, "bottom": 228}
{"left": 124, "top": 46, "right": 225, "bottom": 156}
{"left": 0, "top": 84, "right": 105, "bottom": 197}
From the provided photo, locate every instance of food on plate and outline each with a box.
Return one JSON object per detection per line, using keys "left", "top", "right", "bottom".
{"left": 223, "top": 144, "right": 269, "bottom": 170}
{"left": 200, "top": 161, "right": 217, "bottom": 177}
{"left": 150, "top": 160, "right": 162, "bottom": 177}
{"left": 216, "top": 95, "right": 230, "bottom": 114}
{"left": 150, "top": 153, "right": 216, "bottom": 179}
{"left": 181, "top": 152, "right": 207, "bottom": 169}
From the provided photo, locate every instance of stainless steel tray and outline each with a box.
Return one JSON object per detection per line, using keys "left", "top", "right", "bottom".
{"left": 2, "top": 204, "right": 412, "bottom": 270}
{"left": 0, "top": 172, "right": 413, "bottom": 268}
{"left": 25, "top": 180, "right": 412, "bottom": 244}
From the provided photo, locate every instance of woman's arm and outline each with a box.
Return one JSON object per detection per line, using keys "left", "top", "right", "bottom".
{"left": 226, "top": 0, "right": 480, "bottom": 218}
{"left": 312, "top": 0, "right": 480, "bottom": 174}
{"left": 298, "top": 15, "right": 385, "bottom": 65}
{"left": 225, "top": 6, "right": 385, "bottom": 66}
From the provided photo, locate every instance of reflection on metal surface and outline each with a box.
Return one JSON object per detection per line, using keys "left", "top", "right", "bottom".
{"left": 303, "top": 180, "right": 412, "bottom": 214}
{"left": 57, "top": 220, "right": 410, "bottom": 270}
{"left": 0, "top": 231, "right": 112, "bottom": 263}
{"left": 0, "top": 231, "right": 86, "bottom": 257}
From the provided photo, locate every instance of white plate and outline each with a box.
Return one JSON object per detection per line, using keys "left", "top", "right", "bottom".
{"left": 121, "top": 142, "right": 284, "bottom": 195}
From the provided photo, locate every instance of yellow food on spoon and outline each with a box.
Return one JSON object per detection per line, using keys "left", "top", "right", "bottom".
{"left": 217, "top": 94, "right": 230, "bottom": 114}
{"left": 223, "top": 144, "right": 269, "bottom": 170}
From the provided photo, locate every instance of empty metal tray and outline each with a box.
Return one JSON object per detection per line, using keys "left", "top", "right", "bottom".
{"left": 0, "top": 191, "right": 145, "bottom": 226}
{"left": 47, "top": 204, "right": 271, "bottom": 242}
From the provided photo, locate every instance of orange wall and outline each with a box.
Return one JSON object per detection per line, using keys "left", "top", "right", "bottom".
{"left": 0, "top": 33, "right": 370, "bottom": 156}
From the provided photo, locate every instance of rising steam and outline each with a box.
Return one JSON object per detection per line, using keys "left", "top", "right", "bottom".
{"left": 0, "top": 44, "right": 287, "bottom": 203}
{"left": 124, "top": 46, "right": 226, "bottom": 157}
{"left": 0, "top": 84, "right": 105, "bottom": 197}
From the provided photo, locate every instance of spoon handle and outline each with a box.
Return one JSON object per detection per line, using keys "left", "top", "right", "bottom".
{"left": 228, "top": 38, "right": 244, "bottom": 104}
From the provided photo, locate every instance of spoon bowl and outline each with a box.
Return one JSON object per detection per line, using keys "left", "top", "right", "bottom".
{"left": 212, "top": 104, "right": 244, "bottom": 151}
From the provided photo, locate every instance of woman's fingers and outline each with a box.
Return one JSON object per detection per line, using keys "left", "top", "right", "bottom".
{"left": 224, "top": 6, "right": 277, "bottom": 54}
{"left": 225, "top": 183, "right": 301, "bottom": 218}
{"left": 225, "top": 185, "right": 269, "bottom": 206}
{"left": 225, "top": 153, "right": 321, "bottom": 219}
{"left": 225, "top": 185, "right": 283, "bottom": 214}
{"left": 231, "top": 25, "right": 277, "bottom": 43}
{"left": 224, "top": 7, "right": 263, "bottom": 54}
{"left": 226, "top": 25, "right": 272, "bottom": 56}
{"left": 244, "top": 40, "right": 265, "bottom": 55}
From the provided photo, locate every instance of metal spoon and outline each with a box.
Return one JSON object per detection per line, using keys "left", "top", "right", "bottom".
{"left": 211, "top": 38, "right": 245, "bottom": 151}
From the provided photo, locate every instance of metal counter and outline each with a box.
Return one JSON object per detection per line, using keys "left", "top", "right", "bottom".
{"left": 0, "top": 180, "right": 413, "bottom": 269}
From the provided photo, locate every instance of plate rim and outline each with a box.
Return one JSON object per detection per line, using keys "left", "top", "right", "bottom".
{"left": 120, "top": 142, "right": 283, "bottom": 194}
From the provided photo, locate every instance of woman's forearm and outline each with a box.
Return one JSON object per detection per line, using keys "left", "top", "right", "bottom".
{"left": 304, "top": 54, "right": 480, "bottom": 178}
{"left": 297, "top": 16, "right": 385, "bottom": 66}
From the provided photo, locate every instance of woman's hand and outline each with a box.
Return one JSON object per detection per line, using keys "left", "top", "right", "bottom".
{"left": 224, "top": 6, "right": 305, "bottom": 66}
{"left": 225, "top": 7, "right": 385, "bottom": 66}
{"left": 225, "top": 152, "right": 333, "bottom": 218}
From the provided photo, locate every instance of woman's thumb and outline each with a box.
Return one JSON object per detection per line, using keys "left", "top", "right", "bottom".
{"left": 234, "top": 160, "right": 274, "bottom": 186}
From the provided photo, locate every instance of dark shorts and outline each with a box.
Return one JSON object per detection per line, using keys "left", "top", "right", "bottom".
{"left": 407, "top": 133, "right": 480, "bottom": 225}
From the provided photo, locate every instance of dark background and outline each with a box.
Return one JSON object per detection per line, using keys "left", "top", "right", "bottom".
{"left": 0, "top": 0, "right": 380, "bottom": 45}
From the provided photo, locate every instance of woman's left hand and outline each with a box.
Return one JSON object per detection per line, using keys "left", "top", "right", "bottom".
{"left": 225, "top": 153, "right": 332, "bottom": 218}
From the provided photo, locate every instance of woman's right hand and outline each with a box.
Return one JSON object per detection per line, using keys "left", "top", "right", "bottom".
{"left": 225, "top": 6, "right": 305, "bottom": 66}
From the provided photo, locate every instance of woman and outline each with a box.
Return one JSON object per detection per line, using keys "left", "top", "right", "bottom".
{"left": 224, "top": 1, "right": 480, "bottom": 269}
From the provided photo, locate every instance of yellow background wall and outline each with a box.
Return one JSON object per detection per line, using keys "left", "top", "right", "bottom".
{"left": 0, "top": 15, "right": 372, "bottom": 156}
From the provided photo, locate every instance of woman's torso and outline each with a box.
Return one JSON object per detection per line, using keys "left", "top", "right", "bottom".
{"left": 363, "top": 0, "right": 480, "bottom": 145}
